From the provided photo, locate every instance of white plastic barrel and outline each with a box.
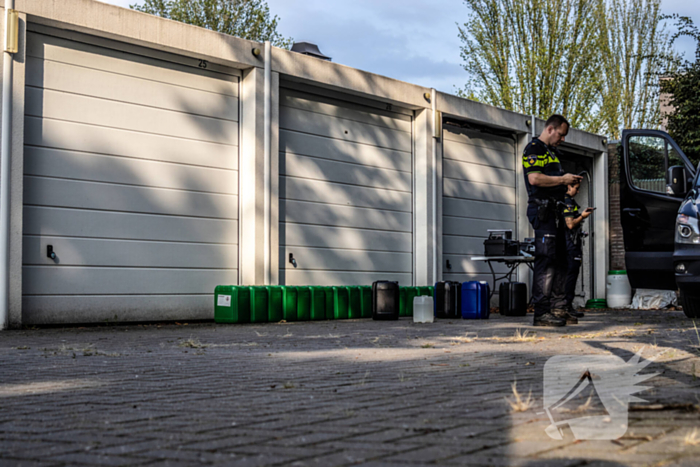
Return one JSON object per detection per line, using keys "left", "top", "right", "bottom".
{"left": 607, "top": 270, "right": 632, "bottom": 308}
{"left": 413, "top": 296, "right": 434, "bottom": 323}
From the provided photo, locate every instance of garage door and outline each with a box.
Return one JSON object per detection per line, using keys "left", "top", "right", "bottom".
{"left": 279, "top": 87, "right": 413, "bottom": 286}
{"left": 22, "top": 30, "right": 240, "bottom": 324}
{"left": 442, "top": 125, "right": 517, "bottom": 294}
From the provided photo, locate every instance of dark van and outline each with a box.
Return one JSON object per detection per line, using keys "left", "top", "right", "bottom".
{"left": 620, "top": 130, "right": 699, "bottom": 318}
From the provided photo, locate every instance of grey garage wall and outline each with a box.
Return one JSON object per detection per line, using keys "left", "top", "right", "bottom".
{"left": 278, "top": 85, "right": 414, "bottom": 286}
{"left": 441, "top": 124, "right": 517, "bottom": 298}
{"left": 22, "top": 28, "right": 241, "bottom": 324}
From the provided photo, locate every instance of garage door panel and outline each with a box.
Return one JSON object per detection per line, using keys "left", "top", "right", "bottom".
{"left": 25, "top": 117, "right": 237, "bottom": 170}
{"left": 25, "top": 147, "right": 238, "bottom": 195}
{"left": 23, "top": 295, "right": 213, "bottom": 324}
{"left": 280, "top": 106, "right": 411, "bottom": 153}
{"left": 281, "top": 153, "right": 411, "bottom": 192}
{"left": 280, "top": 270, "right": 412, "bottom": 287}
{"left": 26, "top": 87, "right": 239, "bottom": 145}
{"left": 443, "top": 255, "right": 510, "bottom": 274}
{"left": 443, "top": 198, "right": 515, "bottom": 222}
{"left": 443, "top": 127, "right": 514, "bottom": 153}
{"left": 443, "top": 160, "right": 514, "bottom": 187}
{"left": 443, "top": 178, "right": 515, "bottom": 204}
{"left": 25, "top": 177, "right": 237, "bottom": 219}
{"left": 279, "top": 246, "right": 412, "bottom": 273}
{"left": 443, "top": 217, "right": 515, "bottom": 238}
{"left": 281, "top": 177, "right": 412, "bottom": 212}
{"left": 23, "top": 236, "right": 238, "bottom": 268}
{"left": 27, "top": 58, "right": 239, "bottom": 122}
{"left": 24, "top": 207, "right": 238, "bottom": 244}
{"left": 28, "top": 33, "right": 238, "bottom": 97}
{"left": 280, "top": 130, "right": 411, "bottom": 172}
{"left": 281, "top": 92, "right": 412, "bottom": 132}
{"left": 23, "top": 267, "right": 238, "bottom": 295}
{"left": 281, "top": 199, "right": 411, "bottom": 232}
{"left": 281, "top": 223, "right": 412, "bottom": 253}
{"left": 444, "top": 141, "right": 514, "bottom": 170}
{"left": 23, "top": 31, "right": 241, "bottom": 323}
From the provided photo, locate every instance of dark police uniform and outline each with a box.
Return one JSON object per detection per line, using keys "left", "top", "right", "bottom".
{"left": 562, "top": 194, "right": 584, "bottom": 310}
{"left": 522, "top": 137, "right": 568, "bottom": 317}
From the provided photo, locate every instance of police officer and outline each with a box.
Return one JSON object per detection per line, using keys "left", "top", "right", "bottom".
{"left": 562, "top": 181, "right": 594, "bottom": 317}
{"left": 522, "top": 115, "right": 582, "bottom": 327}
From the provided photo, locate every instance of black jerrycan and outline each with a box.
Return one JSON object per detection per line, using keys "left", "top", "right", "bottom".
{"left": 372, "top": 281, "right": 400, "bottom": 320}
{"left": 499, "top": 282, "right": 527, "bottom": 316}
{"left": 434, "top": 281, "right": 461, "bottom": 319}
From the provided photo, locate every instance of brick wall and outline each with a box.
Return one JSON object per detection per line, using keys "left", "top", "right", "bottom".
{"left": 608, "top": 142, "right": 626, "bottom": 270}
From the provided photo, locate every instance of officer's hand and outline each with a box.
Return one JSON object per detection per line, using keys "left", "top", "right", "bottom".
{"left": 562, "top": 173, "right": 583, "bottom": 185}
{"left": 582, "top": 207, "right": 595, "bottom": 218}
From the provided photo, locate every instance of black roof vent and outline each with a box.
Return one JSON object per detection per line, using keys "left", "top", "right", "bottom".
{"left": 291, "top": 42, "right": 331, "bottom": 61}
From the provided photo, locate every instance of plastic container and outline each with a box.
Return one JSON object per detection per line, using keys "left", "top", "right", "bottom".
{"left": 250, "top": 286, "right": 269, "bottom": 323}
{"left": 372, "top": 281, "right": 400, "bottom": 320}
{"left": 585, "top": 298, "right": 608, "bottom": 309}
{"left": 282, "top": 286, "right": 298, "bottom": 321}
{"left": 360, "top": 286, "right": 373, "bottom": 318}
{"left": 214, "top": 285, "right": 251, "bottom": 324}
{"left": 309, "top": 286, "right": 326, "bottom": 321}
{"left": 607, "top": 270, "right": 632, "bottom": 308}
{"left": 333, "top": 286, "right": 349, "bottom": 319}
{"left": 266, "top": 286, "right": 284, "bottom": 322}
{"left": 434, "top": 281, "right": 461, "bottom": 319}
{"left": 461, "top": 281, "right": 489, "bottom": 319}
{"left": 413, "top": 296, "right": 434, "bottom": 323}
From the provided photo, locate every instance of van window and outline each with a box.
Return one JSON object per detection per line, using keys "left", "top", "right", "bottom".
{"left": 628, "top": 136, "right": 666, "bottom": 193}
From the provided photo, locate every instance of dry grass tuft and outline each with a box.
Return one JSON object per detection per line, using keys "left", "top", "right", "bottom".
{"left": 178, "top": 338, "right": 207, "bottom": 349}
{"left": 684, "top": 428, "right": 700, "bottom": 446}
{"left": 421, "top": 343, "right": 435, "bottom": 349}
{"left": 283, "top": 381, "right": 295, "bottom": 389}
{"left": 505, "top": 381, "right": 534, "bottom": 412}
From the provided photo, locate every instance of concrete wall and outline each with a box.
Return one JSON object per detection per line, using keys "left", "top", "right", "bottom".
{"left": 0, "top": 0, "right": 610, "bottom": 325}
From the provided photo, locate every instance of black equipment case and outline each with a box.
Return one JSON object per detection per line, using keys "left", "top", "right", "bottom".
{"left": 372, "top": 281, "right": 400, "bottom": 320}
{"left": 499, "top": 282, "right": 527, "bottom": 316}
{"left": 434, "top": 281, "right": 461, "bottom": 319}
{"left": 484, "top": 230, "right": 520, "bottom": 256}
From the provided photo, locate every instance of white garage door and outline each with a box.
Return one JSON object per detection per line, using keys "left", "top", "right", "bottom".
{"left": 279, "top": 87, "right": 413, "bottom": 286}
{"left": 442, "top": 125, "right": 517, "bottom": 293}
{"left": 22, "top": 30, "right": 240, "bottom": 324}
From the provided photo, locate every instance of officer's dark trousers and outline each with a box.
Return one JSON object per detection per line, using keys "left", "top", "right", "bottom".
{"left": 564, "top": 245, "right": 582, "bottom": 308}
{"left": 527, "top": 204, "right": 567, "bottom": 317}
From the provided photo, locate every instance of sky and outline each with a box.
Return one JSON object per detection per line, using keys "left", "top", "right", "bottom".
{"left": 103, "top": 0, "right": 699, "bottom": 95}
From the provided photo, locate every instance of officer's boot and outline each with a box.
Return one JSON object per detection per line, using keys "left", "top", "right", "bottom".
{"left": 533, "top": 312, "right": 566, "bottom": 327}
{"left": 567, "top": 305, "right": 585, "bottom": 318}
{"left": 551, "top": 308, "right": 578, "bottom": 324}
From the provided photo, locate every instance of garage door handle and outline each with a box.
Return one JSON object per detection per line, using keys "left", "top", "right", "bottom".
{"left": 47, "top": 245, "right": 57, "bottom": 261}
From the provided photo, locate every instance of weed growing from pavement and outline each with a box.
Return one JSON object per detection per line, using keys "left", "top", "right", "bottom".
{"left": 283, "top": 381, "right": 295, "bottom": 389}
{"left": 684, "top": 428, "right": 700, "bottom": 446}
{"left": 178, "top": 338, "right": 207, "bottom": 349}
{"left": 505, "top": 381, "right": 534, "bottom": 412}
{"left": 421, "top": 343, "right": 435, "bottom": 348}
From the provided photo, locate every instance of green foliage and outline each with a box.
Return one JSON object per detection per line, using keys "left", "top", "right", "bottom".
{"left": 131, "top": 0, "right": 293, "bottom": 49}
{"left": 663, "top": 17, "right": 700, "bottom": 167}
{"left": 458, "top": 0, "right": 676, "bottom": 139}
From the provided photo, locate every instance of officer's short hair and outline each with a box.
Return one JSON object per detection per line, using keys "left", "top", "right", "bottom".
{"left": 545, "top": 114, "right": 570, "bottom": 131}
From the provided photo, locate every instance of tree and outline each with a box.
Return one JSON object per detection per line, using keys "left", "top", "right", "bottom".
{"left": 131, "top": 0, "right": 293, "bottom": 49}
{"left": 662, "top": 17, "right": 700, "bottom": 166}
{"left": 458, "top": 0, "right": 676, "bottom": 138}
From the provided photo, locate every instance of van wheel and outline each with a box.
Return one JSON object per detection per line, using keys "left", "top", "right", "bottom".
{"left": 680, "top": 290, "right": 700, "bottom": 319}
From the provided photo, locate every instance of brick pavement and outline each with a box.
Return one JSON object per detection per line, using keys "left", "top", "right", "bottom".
{"left": 0, "top": 308, "right": 699, "bottom": 466}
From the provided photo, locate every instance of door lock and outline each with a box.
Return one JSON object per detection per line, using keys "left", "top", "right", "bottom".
{"left": 446, "top": 259, "right": 452, "bottom": 270}
{"left": 47, "top": 245, "right": 56, "bottom": 261}
{"left": 289, "top": 253, "right": 297, "bottom": 268}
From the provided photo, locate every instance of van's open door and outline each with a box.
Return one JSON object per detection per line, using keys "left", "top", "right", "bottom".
{"left": 620, "top": 130, "right": 696, "bottom": 289}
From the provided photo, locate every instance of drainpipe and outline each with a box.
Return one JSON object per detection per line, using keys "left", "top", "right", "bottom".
{"left": 431, "top": 88, "right": 438, "bottom": 284}
{"left": 263, "top": 41, "right": 271, "bottom": 285}
{"left": 1, "top": 2, "right": 17, "bottom": 330}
